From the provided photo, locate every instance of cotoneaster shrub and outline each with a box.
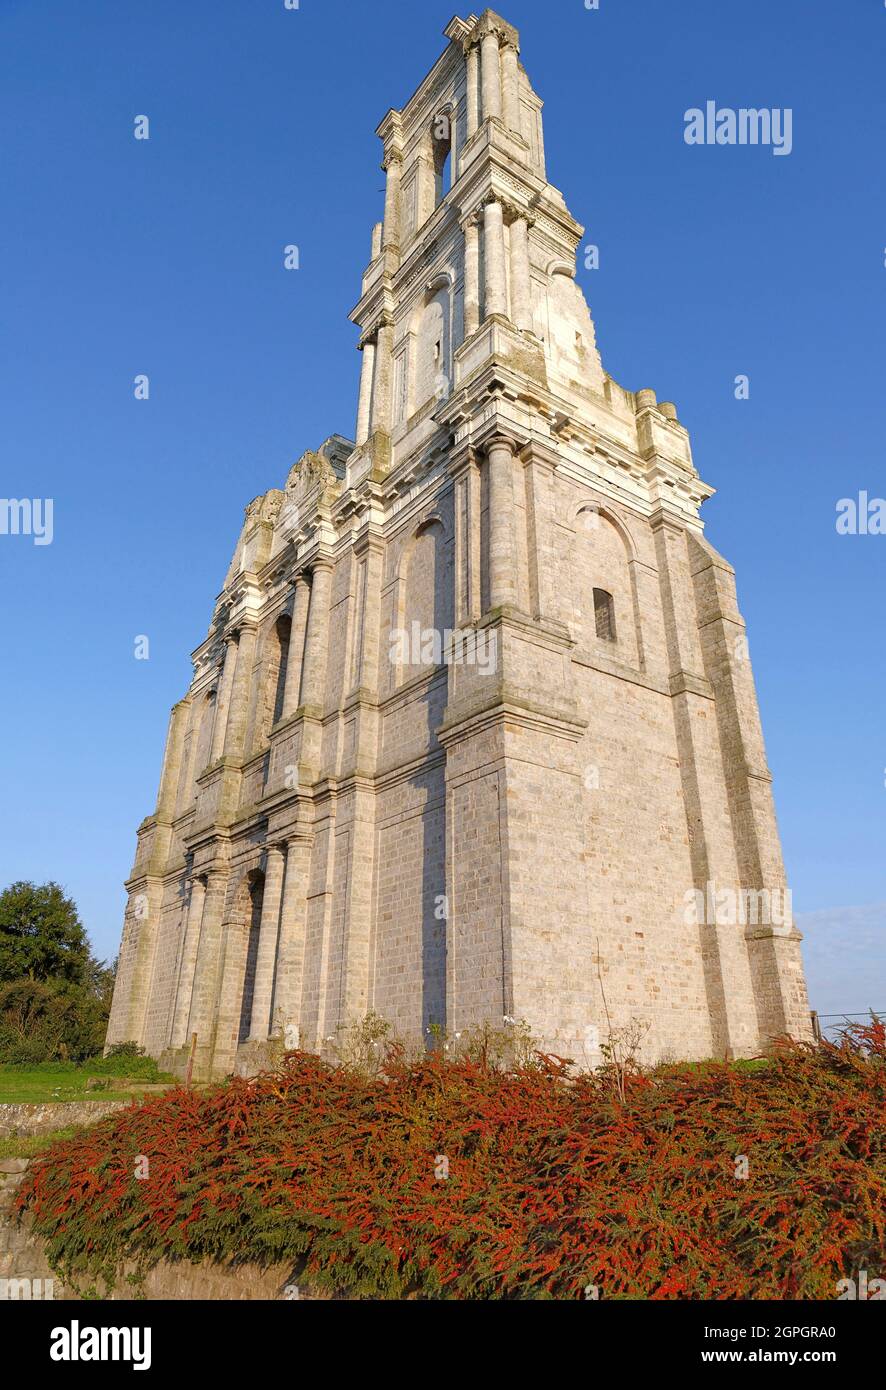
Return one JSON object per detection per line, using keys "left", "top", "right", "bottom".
{"left": 17, "top": 1023, "right": 886, "bottom": 1300}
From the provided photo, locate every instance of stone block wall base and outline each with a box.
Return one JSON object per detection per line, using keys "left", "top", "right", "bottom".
{"left": 0, "top": 1161, "right": 337, "bottom": 1301}
{"left": 234, "top": 1038, "right": 285, "bottom": 1078}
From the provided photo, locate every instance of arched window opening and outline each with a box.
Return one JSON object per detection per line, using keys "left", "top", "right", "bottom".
{"left": 593, "top": 588, "right": 617, "bottom": 643}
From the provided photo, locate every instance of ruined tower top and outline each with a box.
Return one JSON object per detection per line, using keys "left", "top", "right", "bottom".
{"left": 346, "top": 9, "right": 708, "bottom": 536}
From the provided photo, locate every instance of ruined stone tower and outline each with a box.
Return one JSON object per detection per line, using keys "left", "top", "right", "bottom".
{"left": 106, "top": 11, "right": 811, "bottom": 1079}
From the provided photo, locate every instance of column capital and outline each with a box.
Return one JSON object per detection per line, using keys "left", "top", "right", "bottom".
{"left": 484, "top": 432, "right": 521, "bottom": 457}
{"left": 474, "top": 416, "right": 530, "bottom": 456}
{"left": 308, "top": 555, "right": 335, "bottom": 576}
{"left": 501, "top": 198, "right": 534, "bottom": 228}
{"left": 361, "top": 312, "right": 393, "bottom": 345}
{"left": 514, "top": 207, "right": 536, "bottom": 230}
{"left": 474, "top": 12, "right": 519, "bottom": 49}
{"left": 381, "top": 147, "right": 403, "bottom": 172}
{"left": 283, "top": 828, "right": 314, "bottom": 851}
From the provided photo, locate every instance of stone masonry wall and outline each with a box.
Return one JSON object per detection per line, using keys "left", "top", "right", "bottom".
{"left": 0, "top": 1159, "right": 332, "bottom": 1302}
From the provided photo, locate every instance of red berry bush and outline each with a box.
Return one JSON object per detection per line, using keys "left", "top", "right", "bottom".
{"left": 17, "top": 1023, "right": 886, "bottom": 1299}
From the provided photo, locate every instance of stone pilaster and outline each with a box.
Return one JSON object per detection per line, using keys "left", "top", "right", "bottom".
{"left": 186, "top": 867, "right": 229, "bottom": 1056}
{"left": 465, "top": 39, "right": 480, "bottom": 139}
{"left": 155, "top": 701, "right": 189, "bottom": 825}
{"left": 351, "top": 532, "right": 383, "bottom": 698}
{"left": 652, "top": 512, "right": 760, "bottom": 1058}
{"left": 223, "top": 624, "right": 259, "bottom": 761}
{"left": 249, "top": 844, "right": 286, "bottom": 1040}
{"left": 300, "top": 562, "right": 333, "bottom": 714}
{"left": 209, "top": 636, "right": 238, "bottom": 763}
{"left": 281, "top": 575, "right": 311, "bottom": 719}
{"left": 169, "top": 875, "right": 206, "bottom": 1048}
{"left": 451, "top": 445, "right": 482, "bottom": 628}
{"left": 210, "top": 889, "right": 252, "bottom": 1078}
{"left": 174, "top": 696, "right": 202, "bottom": 817}
{"left": 688, "top": 533, "right": 812, "bottom": 1045}
{"left": 271, "top": 834, "right": 312, "bottom": 1042}
{"left": 520, "top": 439, "right": 561, "bottom": 626}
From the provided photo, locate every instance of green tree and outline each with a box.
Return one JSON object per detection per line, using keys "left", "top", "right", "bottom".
{"left": 0, "top": 881, "right": 91, "bottom": 985}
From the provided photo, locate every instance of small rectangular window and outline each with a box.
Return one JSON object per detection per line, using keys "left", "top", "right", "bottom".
{"left": 593, "top": 588, "right": 617, "bottom": 643}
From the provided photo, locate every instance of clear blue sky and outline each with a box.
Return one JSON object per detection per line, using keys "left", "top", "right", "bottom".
{"left": 1, "top": 0, "right": 883, "bottom": 1015}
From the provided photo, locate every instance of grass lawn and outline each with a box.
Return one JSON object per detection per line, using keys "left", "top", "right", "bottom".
{"left": 0, "top": 1126, "right": 85, "bottom": 1161}
{"left": 0, "top": 1061, "right": 175, "bottom": 1105}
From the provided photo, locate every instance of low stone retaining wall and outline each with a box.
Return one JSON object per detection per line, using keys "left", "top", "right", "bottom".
{"left": 0, "top": 1101, "right": 128, "bottom": 1140}
{"left": 0, "top": 1159, "right": 329, "bottom": 1301}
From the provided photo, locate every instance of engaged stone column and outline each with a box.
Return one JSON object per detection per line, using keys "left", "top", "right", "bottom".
{"left": 156, "top": 700, "right": 189, "bottom": 823}
{"left": 355, "top": 335, "right": 376, "bottom": 446}
{"left": 521, "top": 440, "right": 560, "bottom": 624}
{"left": 465, "top": 41, "right": 480, "bottom": 138}
{"left": 300, "top": 561, "right": 334, "bottom": 713}
{"left": 186, "top": 868, "right": 228, "bottom": 1046}
{"left": 382, "top": 150, "right": 402, "bottom": 251}
{"left": 501, "top": 39, "right": 521, "bottom": 135}
{"left": 209, "top": 635, "right": 238, "bottom": 763}
{"left": 370, "top": 316, "right": 395, "bottom": 435}
{"left": 170, "top": 875, "right": 206, "bottom": 1048}
{"left": 487, "top": 436, "right": 518, "bottom": 611}
{"left": 222, "top": 624, "right": 258, "bottom": 761}
{"left": 281, "top": 575, "right": 311, "bottom": 719}
{"left": 483, "top": 198, "right": 508, "bottom": 320}
{"left": 508, "top": 213, "right": 533, "bottom": 331}
{"left": 463, "top": 214, "right": 481, "bottom": 337}
{"left": 480, "top": 29, "right": 502, "bottom": 122}
{"left": 351, "top": 534, "right": 384, "bottom": 694}
{"left": 210, "top": 898, "right": 251, "bottom": 1077}
{"left": 271, "top": 836, "right": 312, "bottom": 1039}
{"left": 249, "top": 844, "right": 285, "bottom": 1040}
